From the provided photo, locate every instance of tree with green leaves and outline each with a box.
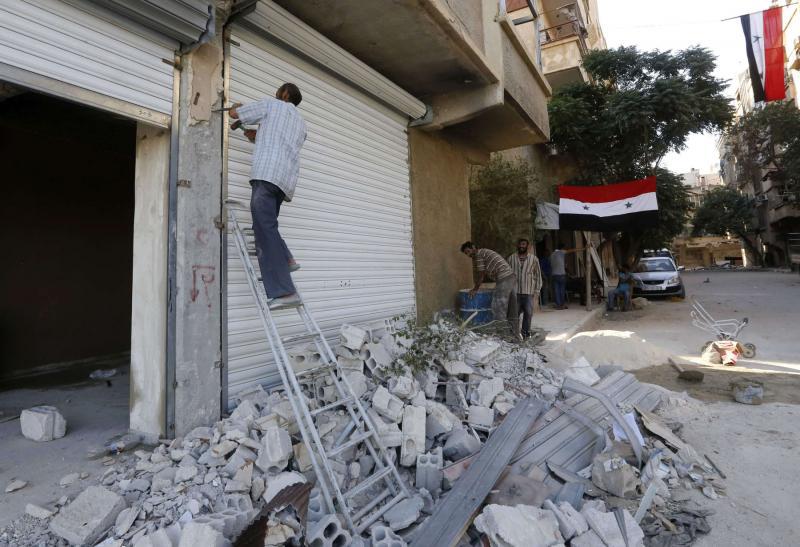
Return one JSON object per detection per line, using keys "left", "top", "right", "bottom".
{"left": 728, "top": 100, "right": 800, "bottom": 196}
{"left": 469, "top": 156, "right": 542, "bottom": 256}
{"left": 548, "top": 46, "right": 732, "bottom": 265}
{"left": 692, "top": 186, "right": 761, "bottom": 264}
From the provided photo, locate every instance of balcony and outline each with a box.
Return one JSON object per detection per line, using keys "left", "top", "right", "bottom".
{"left": 538, "top": 2, "right": 590, "bottom": 88}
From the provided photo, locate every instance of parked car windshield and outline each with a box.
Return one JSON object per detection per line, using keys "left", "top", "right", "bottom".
{"left": 638, "top": 258, "right": 676, "bottom": 272}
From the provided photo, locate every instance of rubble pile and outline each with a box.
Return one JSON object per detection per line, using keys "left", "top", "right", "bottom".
{"left": 1, "top": 318, "right": 722, "bottom": 547}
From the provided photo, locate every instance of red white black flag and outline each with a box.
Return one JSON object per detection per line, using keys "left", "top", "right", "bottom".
{"left": 741, "top": 7, "right": 785, "bottom": 103}
{"left": 558, "top": 177, "right": 658, "bottom": 231}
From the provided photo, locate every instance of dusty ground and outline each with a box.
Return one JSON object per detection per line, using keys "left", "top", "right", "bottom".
{"left": 0, "top": 363, "right": 130, "bottom": 529}
{"left": 568, "top": 270, "right": 800, "bottom": 546}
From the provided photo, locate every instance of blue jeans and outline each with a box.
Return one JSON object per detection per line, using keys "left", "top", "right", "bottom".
{"left": 607, "top": 286, "right": 631, "bottom": 311}
{"left": 553, "top": 274, "right": 567, "bottom": 307}
{"left": 250, "top": 180, "right": 295, "bottom": 299}
{"left": 517, "top": 294, "right": 534, "bottom": 336}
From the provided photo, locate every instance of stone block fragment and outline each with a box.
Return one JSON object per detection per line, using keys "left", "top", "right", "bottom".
{"left": 400, "top": 405, "right": 426, "bottom": 467}
{"left": 473, "top": 504, "right": 563, "bottom": 547}
{"left": 372, "top": 386, "right": 404, "bottom": 423}
{"left": 20, "top": 406, "right": 66, "bottom": 442}
{"left": 178, "top": 521, "right": 228, "bottom": 547}
{"left": 443, "top": 428, "right": 481, "bottom": 461}
{"left": 256, "top": 427, "right": 292, "bottom": 474}
{"left": 50, "top": 486, "right": 127, "bottom": 546}
{"left": 468, "top": 405, "right": 495, "bottom": 428}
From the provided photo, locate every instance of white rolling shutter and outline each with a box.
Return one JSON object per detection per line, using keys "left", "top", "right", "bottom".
{"left": 0, "top": 0, "right": 176, "bottom": 125}
{"left": 225, "top": 27, "right": 415, "bottom": 398}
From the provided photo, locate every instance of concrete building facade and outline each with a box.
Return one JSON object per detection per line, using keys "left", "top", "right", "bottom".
{"left": 1, "top": 0, "right": 552, "bottom": 438}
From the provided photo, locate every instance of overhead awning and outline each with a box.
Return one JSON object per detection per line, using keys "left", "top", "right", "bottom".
{"left": 88, "top": 0, "right": 213, "bottom": 44}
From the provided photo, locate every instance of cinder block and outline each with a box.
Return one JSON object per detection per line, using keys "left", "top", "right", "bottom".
{"left": 178, "top": 521, "right": 228, "bottom": 547}
{"left": 389, "top": 375, "right": 416, "bottom": 399}
{"left": 372, "top": 386, "right": 404, "bottom": 423}
{"left": 344, "top": 371, "right": 368, "bottom": 399}
{"left": 443, "top": 428, "right": 481, "bottom": 461}
{"left": 340, "top": 324, "right": 368, "bottom": 350}
{"left": 370, "top": 524, "right": 407, "bottom": 547}
{"left": 132, "top": 528, "right": 174, "bottom": 547}
{"left": 415, "top": 450, "right": 443, "bottom": 494}
{"left": 364, "top": 342, "right": 393, "bottom": 375}
{"left": 308, "top": 514, "right": 351, "bottom": 547}
{"left": 400, "top": 406, "right": 426, "bottom": 467}
{"left": 464, "top": 340, "right": 500, "bottom": 365}
{"left": 467, "top": 405, "right": 495, "bottom": 428}
{"left": 307, "top": 488, "right": 326, "bottom": 523}
{"left": 50, "top": 486, "right": 127, "bottom": 546}
{"left": 472, "top": 377, "right": 504, "bottom": 407}
{"left": 20, "top": 406, "right": 66, "bottom": 442}
{"left": 255, "top": 427, "right": 292, "bottom": 474}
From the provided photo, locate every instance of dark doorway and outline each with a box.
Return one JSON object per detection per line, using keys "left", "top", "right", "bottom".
{"left": 0, "top": 89, "right": 136, "bottom": 383}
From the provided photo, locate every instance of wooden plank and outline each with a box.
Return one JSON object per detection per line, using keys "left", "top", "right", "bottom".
{"left": 411, "top": 397, "right": 546, "bottom": 547}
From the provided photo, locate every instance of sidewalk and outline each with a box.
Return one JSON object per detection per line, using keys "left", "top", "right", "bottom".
{"left": 533, "top": 304, "right": 603, "bottom": 346}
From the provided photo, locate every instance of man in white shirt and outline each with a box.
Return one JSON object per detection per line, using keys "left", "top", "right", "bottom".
{"left": 229, "top": 83, "right": 307, "bottom": 309}
{"left": 507, "top": 238, "right": 542, "bottom": 339}
{"left": 550, "top": 242, "right": 584, "bottom": 309}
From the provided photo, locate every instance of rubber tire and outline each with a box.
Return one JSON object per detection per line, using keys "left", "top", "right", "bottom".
{"left": 677, "top": 287, "right": 686, "bottom": 299}
{"left": 743, "top": 343, "right": 756, "bottom": 358}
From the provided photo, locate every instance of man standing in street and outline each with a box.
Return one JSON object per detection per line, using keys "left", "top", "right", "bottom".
{"left": 229, "top": 83, "right": 307, "bottom": 310}
{"left": 507, "top": 238, "right": 542, "bottom": 340}
{"left": 550, "top": 242, "right": 584, "bottom": 309}
{"left": 539, "top": 247, "right": 551, "bottom": 307}
{"left": 461, "top": 242, "right": 519, "bottom": 336}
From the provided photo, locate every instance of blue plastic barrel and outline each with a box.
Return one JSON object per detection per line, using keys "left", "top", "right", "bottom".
{"left": 458, "top": 288, "right": 494, "bottom": 325}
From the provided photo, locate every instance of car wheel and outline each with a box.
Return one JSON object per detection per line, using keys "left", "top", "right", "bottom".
{"left": 677, "top": 287, "right": 685, "bottom": 299}
{"left": 743, "top": 343, "right": 756, "bottom": 358}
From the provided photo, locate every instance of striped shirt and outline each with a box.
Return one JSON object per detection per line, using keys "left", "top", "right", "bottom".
{"left": 237, "top": 98, "right": 307, "bottom": 202}
{"left": 475, "top": 248, "right": 514, "bottom": 281}
{"left": 507, "top": 252, "right": 543, "bottom": 295}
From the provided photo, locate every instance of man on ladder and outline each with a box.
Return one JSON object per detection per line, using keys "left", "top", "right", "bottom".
{"left": 229, "top": 82, "right": 307, "bottom": 310}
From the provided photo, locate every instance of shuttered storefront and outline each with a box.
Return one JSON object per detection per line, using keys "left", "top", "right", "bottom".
{"left": 225, "top": 26, "right": 416, "bottom": 397}
{"left": 0, "top": 0, "right": 177, "bottom": 126}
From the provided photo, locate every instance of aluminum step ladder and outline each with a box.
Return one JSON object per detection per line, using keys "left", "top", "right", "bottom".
{"left": 225, "top": 200, "right": 410, "bottom": 535}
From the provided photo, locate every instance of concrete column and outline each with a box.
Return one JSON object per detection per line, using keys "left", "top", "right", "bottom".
{"left": 130, "top": 124, "right": 170, "bottom": 439}
{"left": 172, "top": 15, "right": 228, "bottom": 435}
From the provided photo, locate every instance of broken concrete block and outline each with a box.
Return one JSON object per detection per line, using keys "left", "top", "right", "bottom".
{"left": 5, "top": 479, "right": 27, "bottom": 493}
{"left": 178, "top": 521, "right": 228, "bottom": 547}
{"left": 25, "top": 503, "right": 54, "bottom": 519}
{"left": 59, "top": 472, "right": 80, "bottom": 487}
{"left": 465, "top": 340, "right": 500, "bottom": 365}
{"left": 20, "top": 406, "right": 67, "bottom": 442}
{"left": 345, "top": 371, "right": 368, "bottom": 399}
{"left": 372, "top": 386, "right": 404, "bottom": 423}
{"left": 383, "top": 495, "right": 423, "bottom": 531}
{"left": 50, "top": 486, "right": 127, "bottom": 546}
{"left": 418, "top": 368, "right": 439, "bottom": 399}
{"left": 114, "top": 506, "right": 139, "bottom": 536}
{"left": 293, "top": 442, "right": 314, "bottom": 472}
{"left": 230, "top": 399, "right": 259, "bottom": 422}
{"left": 591, "top": 453, "right": 641, "bottom": 499}
{"left": 441, "top": 360, "right": 474, "bottom": 376}
{"left": 468, "top": 405, "right": 495, "bottom": 428}
{"left": 564, "top": 357, "right": 601, "bottom": 386}
{"left": 307, "top": 514, "right": 351, "bottom": 547}
{"left": 543, "top": 499, "right": 587, "bottom": 541}
{"left": 443, "top": 428, "right": 481, "bottom": 461}
{"left": 133, "top": 528, "right": 175, "bottom": 547}
{"left": 415, "top": 450, "right": 443, "bottom": 494}
{"left": 337, "top": 355, "right": 364, "bottom": 373}
{"left": 307, "top": 488, "right": 325, "bottom": 523}
{"left": 473, "top": 377, "right": 504, "bottom": 407}
{"left": 364, "top": 342, "right": 393, "bottom": 374}
{"left": 425, "top": 401, "right": 459, "bottom": 438}
{"left": 579, "top": 507, "right": 644, "bottom": 547}
{"left": 371, "top": 524, "right": 407, "bottom": 547}
{"left": 341, "top": 324, "right": 368, "bottom": 350}
{"left": 256, "top": 427, "right": 292, "bottom": 474}
{"left": 400, "top": 405, "right": 426, "bottom": 467}
{"left": 410, "top": 390, "right": 427, "bottom": 407}
{"left": 473, "top": 504, "right": 563, "bottom": 547}
{"left": 211, "top": 440, "right": 238, "bottom": 459}
{"left": 389, "top": 374, "right": 417, "bottom": 400}
{"left": 232, "top": 461, "right": 254, "bottom": 489}
{"left": 175, "top": 464, "right": 199, "bottom": 483}
{"left": 558, "top": 501, "right": 588, "bottom": 536}
{"left": 370, "top": 409, "right": 402, "bottom": 448}
{"left": 540, "top": 384, "right": 560, "bottom": 401}
{"left": 570, "top": 530, "right": 606, "bottom": 547}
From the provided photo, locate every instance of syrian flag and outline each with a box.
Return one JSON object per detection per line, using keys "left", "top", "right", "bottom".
{"left": 558, "top": 176, "right": 658, "bottom": 231}
{"left": 741, "top": 7, "right": 785, "bottom": 103}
